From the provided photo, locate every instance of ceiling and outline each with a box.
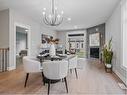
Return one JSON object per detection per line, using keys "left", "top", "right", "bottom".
{"left": 0, "top": 0, "right": 120, "bottom": 31}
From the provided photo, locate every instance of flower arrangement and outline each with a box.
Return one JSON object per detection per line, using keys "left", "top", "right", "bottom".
{"left": 103, "top": 38, "right": 113, "bottom": 64}
{"left": 47, "top": 36, "right": 59, "bottom": 44}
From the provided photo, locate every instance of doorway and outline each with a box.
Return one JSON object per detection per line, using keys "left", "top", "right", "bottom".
{"left": 16, "top": 26, "right": 28, "bottom": 68}
{"left": 9, "top": 23, "right": 31, "bottom": 70}
{"left": 66, "top": 32, "right": 86, "bottom": 58}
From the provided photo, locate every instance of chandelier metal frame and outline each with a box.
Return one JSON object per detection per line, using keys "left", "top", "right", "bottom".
{"left": 42, "top": 0, "right": 63, "bottom": 26}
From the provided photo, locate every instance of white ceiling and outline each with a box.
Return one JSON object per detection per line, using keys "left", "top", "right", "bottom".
{"left": 0, "top": 0, "right": 120, "bottom": 31}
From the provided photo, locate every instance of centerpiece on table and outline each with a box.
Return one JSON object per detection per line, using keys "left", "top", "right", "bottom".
{"left": 47, "top": 37, "right": 59, "bottom": 57}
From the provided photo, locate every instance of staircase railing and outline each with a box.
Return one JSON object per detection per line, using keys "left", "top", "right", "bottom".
{"left": 0, "top": 48, "right": 9, "bottom": 72}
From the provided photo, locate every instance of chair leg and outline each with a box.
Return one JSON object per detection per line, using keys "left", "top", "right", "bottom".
{"left": 24, "top": 73, "right": 29, "bottom": 87}
{"left": 41, "top": 72, "right": 45, "bottom": 85}
{"left": 75, "top": 68, "right": 78, "bottom": 79}
{"left": 48, "top": 80, "right": 51, "bottom": 95}
{"left": 64, "top": 77, "right": 68, "bottom": 93}
{"left": 62, "top": 78, "right": 64, "bottom": 82}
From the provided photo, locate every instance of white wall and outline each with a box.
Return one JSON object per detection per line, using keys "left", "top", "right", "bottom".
{"left": 40, "top": 27, "right": 57, "bottom": 38}
{"left": 9, "top": 9, "right": 56, "bottom": 69}
{"left": 0, "top": 9, "right": 9, "bottom": 48}
{"left": 106, "top": 2, "right": 127, "bottom": 85}
{"left": 57, "top": 30, "right": 87, "bottom": 57}
{"left": 57, "top": 32, "right": 66, "bottom": 46}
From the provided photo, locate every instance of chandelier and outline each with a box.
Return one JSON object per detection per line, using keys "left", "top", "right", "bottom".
{"left": 42, "top": 0, "right": 64, "bottom": 26}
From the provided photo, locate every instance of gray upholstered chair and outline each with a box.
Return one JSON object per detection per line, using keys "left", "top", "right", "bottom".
{"left": 23, "top": 56, "right": 43, "bottom": 87}
{"left": 43, "top": 60, "right": 68, "bottom": 95}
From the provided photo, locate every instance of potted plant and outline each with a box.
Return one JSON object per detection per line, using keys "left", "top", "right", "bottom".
{"left": 103, "top": 38, "right": 113, "bottom": 68}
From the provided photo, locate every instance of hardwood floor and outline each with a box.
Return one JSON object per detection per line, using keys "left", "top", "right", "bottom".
{"left": 0, "top": 58, "right": 126, "bottom": 95}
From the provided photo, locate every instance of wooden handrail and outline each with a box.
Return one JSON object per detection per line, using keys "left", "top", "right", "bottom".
{"left": 0, "top": 48, "right": 9, "bottom": 50}
{"left": 0, "top": 48, "right": 9, "bottom": 72}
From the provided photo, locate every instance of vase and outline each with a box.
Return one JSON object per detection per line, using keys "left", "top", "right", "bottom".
{"left": 49, "top": 43, "right": 56, "bottom": 57}
{"left": 106, "top": 63, "right": 112, "bottom": 68}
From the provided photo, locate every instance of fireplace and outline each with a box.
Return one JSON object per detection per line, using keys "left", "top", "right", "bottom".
{"left": 90, "top": 48, "right": 99, "bottom": 58}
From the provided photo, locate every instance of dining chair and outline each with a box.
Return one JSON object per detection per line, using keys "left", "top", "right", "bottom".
{"left": 23, "top": 56, "right": 43, "bottom": 87}
{"left": 68, "top": 56, "right": 78, "bottom": 78}
{"left": 43, "top": 60, "right": 68, "bottom": 95}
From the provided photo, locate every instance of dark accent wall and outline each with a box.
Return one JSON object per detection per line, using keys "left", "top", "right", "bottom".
{"left": 86, "top": 23, "right": 105, "bottom": 58}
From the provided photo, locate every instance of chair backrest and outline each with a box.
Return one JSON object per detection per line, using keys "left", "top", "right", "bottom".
{"left": 68, "top": 56, "right": 78, "bottom": 69}
{"left": 43, "top": 60, "right": 68, "bottom": 80}
{"left": 23, "top": 56, "right": 42, "bottom": 73}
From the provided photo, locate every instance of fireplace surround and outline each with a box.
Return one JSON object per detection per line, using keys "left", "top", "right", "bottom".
{"left": 90, "top": 47, "right": 99, "bottom": 58}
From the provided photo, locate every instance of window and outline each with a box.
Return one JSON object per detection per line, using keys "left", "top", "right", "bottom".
{"left": 121, "top": 0, "right": 127, "bottom": 68}
{"left": 81, "top": 43, "right": 84, "bottom": 48}
{"left": 77, "top": 43, "right": 79, "bottom": 48}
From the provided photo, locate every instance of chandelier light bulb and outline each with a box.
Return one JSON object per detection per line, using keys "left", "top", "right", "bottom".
{"left": 55, "top": 7, "right": 57, "bottom": 10}
{"left": 61, "top": 11, "right": 64, "bottom": 14}
{"left": 43, "top": 8, "right": 46, "bottom": 11}
{"left": 57, "top": 15, "right": 61, "bottom": 18}
{"left": 43, "top": 12, "right": 46, "bottom": 15}
{"left": 49, "top": 15, "right": 52, "bottom": 18}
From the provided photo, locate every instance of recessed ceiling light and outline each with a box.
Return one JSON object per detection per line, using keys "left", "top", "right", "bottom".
{"left": 74, "top": 26, "right": 78, "bottom": 29}
{"left": 96, "top": 28, "right": 99, "bottom": 31}
{"left": 67, "top": 18, "right": 71, "bottom": 21}
{"left": 25, "top": 29, "right": 28, "bottom": 32}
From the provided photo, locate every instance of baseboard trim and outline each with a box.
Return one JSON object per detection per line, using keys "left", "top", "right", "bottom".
{"left": 7, "top": 66, "right": 16, "bottom": 71}
{"left": 114, "top": 70, "right": 127, "bottom": 86}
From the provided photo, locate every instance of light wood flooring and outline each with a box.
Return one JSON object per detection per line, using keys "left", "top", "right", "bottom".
{"left": 0, "top": 58, "right": 126, "bottom": 95}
